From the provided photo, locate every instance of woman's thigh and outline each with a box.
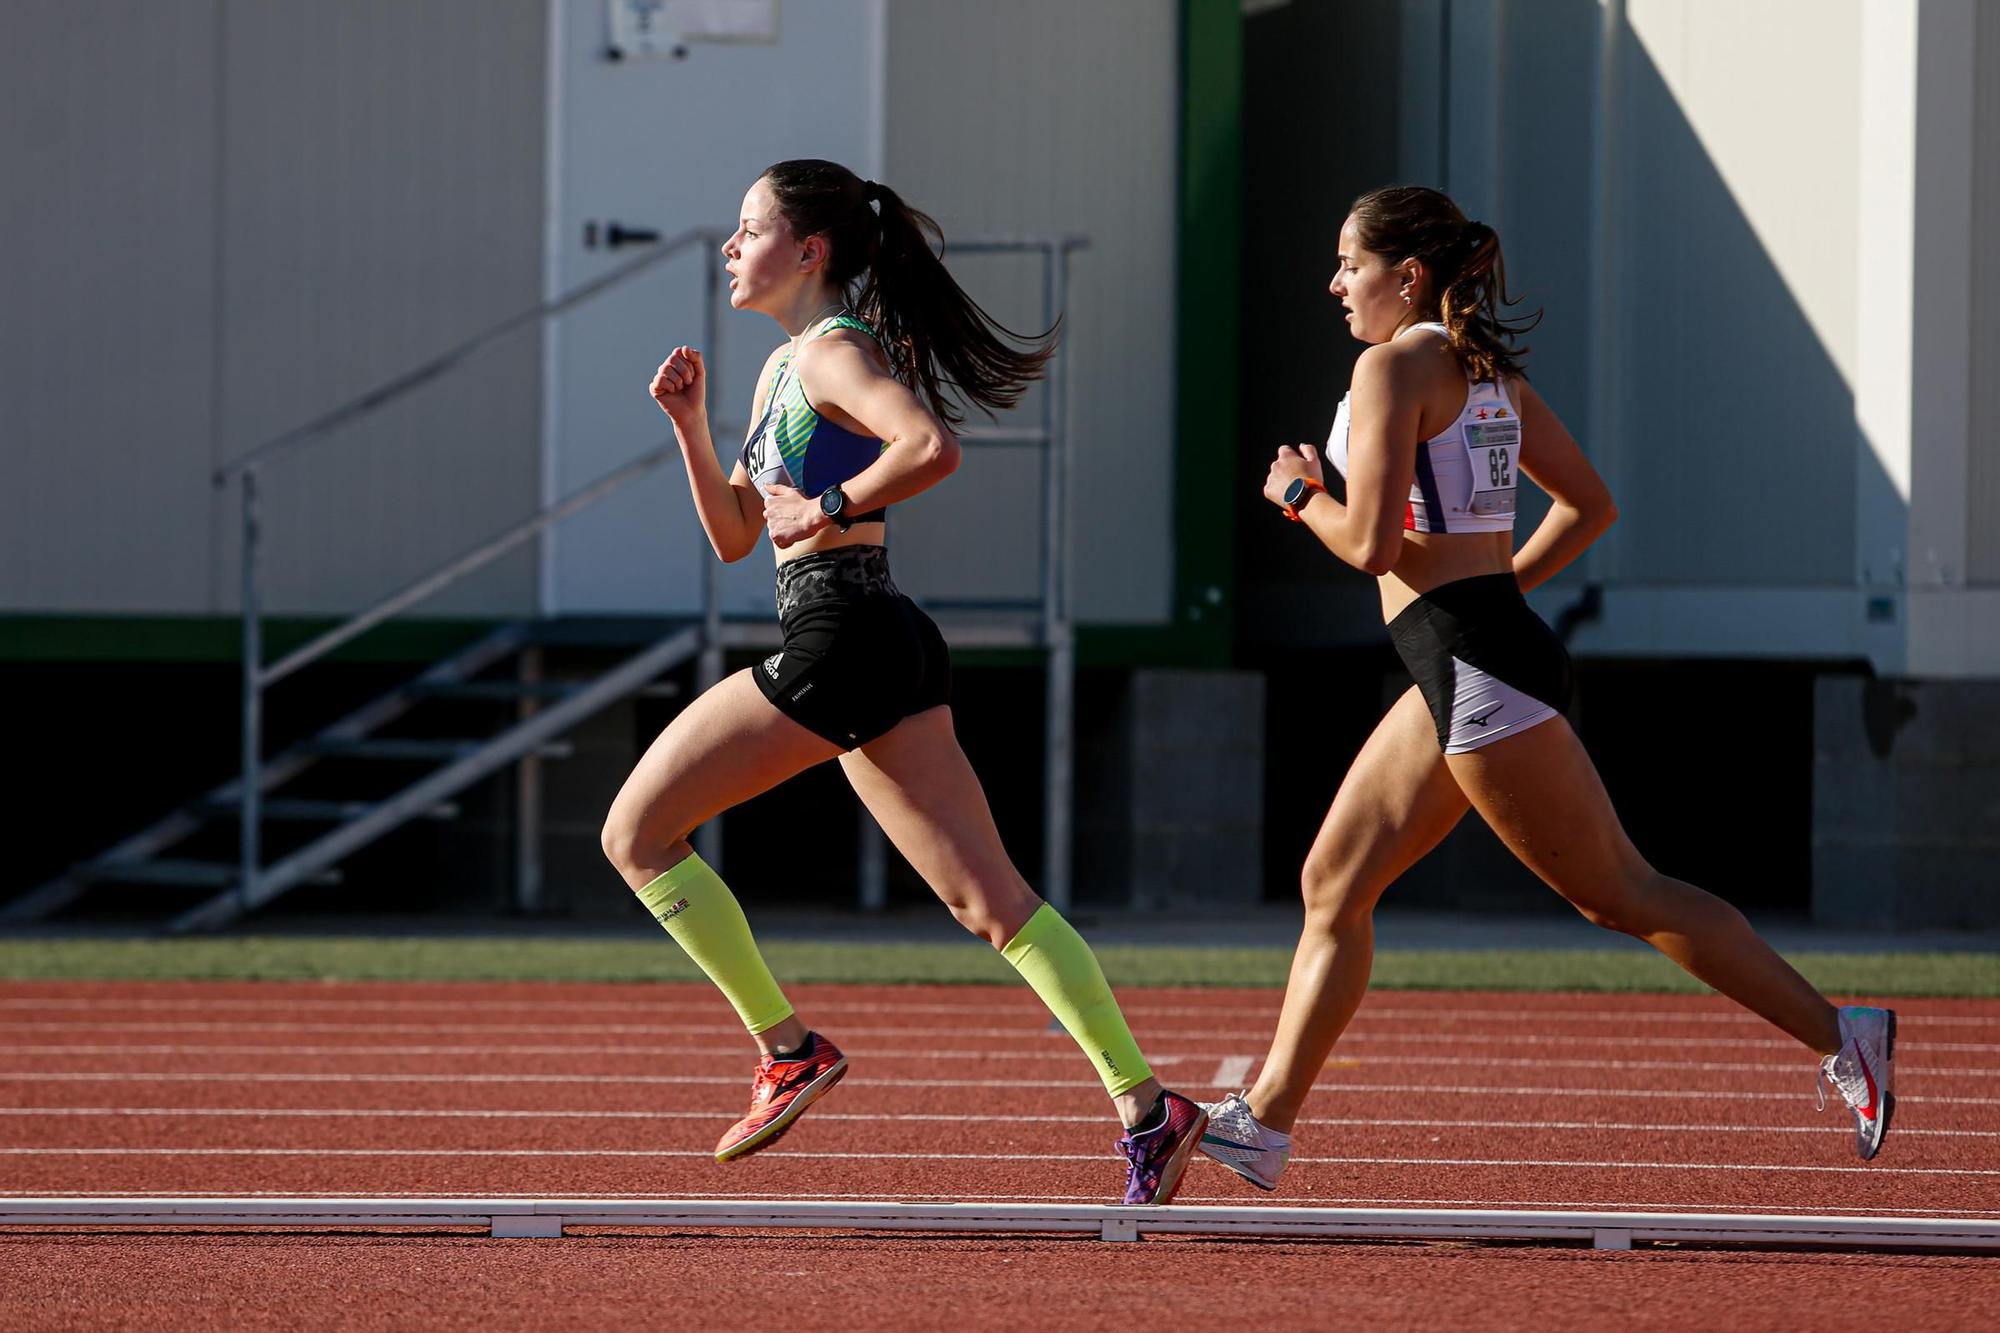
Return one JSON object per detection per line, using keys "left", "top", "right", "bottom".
{"left": 1442, "top": 715, "right": 1651, "bottom": 900}
{"left": 1302, "top": 685, "right": 1470, "bottom": 917}
{"left": 603, "top": 668, "right": 844, "bottom": 884}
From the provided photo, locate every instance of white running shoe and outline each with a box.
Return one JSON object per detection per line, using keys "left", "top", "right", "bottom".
{"left": 1818, "top": 1005, "right": 1896, "bottom": 1160}
{"left": 1196, "top": 1091, "right": 1293, "bottom": 1192}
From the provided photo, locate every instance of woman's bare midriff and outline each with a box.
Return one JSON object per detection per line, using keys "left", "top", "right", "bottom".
{"left": 1377, "top": 528, "right": 1513, "bottom": 622}
{"left": 773, "top": 520, "right": 889, "bottom": 564}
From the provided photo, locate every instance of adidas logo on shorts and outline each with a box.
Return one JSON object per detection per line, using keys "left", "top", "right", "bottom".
{"left": 763, "top": 653, "right": 785, "bottom": 680}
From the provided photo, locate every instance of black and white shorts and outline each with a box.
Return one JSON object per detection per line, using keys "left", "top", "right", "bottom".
{"left": 752, "top": 546, "right": 952, "bottom": 751}
{"left": 1386, "top": 572, "right": 1573, "bottom": 753}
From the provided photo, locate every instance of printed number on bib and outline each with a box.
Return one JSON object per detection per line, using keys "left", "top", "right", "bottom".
{"left": 1463, "top": 418, "right": 1520, "bottom": 518}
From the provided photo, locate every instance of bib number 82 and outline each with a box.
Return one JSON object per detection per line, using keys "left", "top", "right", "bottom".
{"left": 1487, "top": 448, "right": 1512, "bottom": 488}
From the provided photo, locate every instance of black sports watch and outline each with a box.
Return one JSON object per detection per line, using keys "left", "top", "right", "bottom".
{"left": 819, "top": 484, "right": 852, "bottom": 532}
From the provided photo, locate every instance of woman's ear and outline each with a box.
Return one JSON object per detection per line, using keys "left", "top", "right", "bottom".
{"left": 799, "top": 234, "right": 828, "bottom": 274}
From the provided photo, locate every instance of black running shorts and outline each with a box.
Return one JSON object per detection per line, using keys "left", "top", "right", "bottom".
{"left": 752, "top": 546, "right": 952, "bottom": 750}
{"left": 1386, "top": 572, "right": 1573, "bottom": 753}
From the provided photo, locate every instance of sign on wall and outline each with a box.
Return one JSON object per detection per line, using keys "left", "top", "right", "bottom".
{"left": 607, "top": 0, "right": 779, "bottom": 60}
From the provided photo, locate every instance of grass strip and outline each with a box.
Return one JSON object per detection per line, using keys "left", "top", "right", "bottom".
{"left": 0, "top": 938, "right": 1992, "bottom": 997}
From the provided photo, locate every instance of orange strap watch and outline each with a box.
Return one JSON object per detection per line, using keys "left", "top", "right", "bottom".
{"left": 1282, "top": 475, "right": 1327, "bottom": 522}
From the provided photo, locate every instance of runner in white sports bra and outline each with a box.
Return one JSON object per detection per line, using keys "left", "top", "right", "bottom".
{"left": 1190, "top": 186, "right": 1895, "bottom": 1195}
{"left": 1324, "top": 321, "right": 1522, "bottom": 536}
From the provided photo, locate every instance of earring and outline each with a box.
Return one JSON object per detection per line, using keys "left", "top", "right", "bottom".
{"left": 1402, "top": 293, "right": 1412, "bottom": 305}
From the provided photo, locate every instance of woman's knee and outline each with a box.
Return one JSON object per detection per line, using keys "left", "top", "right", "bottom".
{"left": 936, "top": 876, "right": 1037, "bottom": 948}
{"left": 600, "top": 810, "right": 674, "bottom": 881}
{"left": 1299, "top": 854, "right": 1378, "bottom": 931}
{"left": 1566, "top": 864, "right": 1666, "bottom": 937}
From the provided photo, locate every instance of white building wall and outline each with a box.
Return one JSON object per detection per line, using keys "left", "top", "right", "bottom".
{"left": 1602, "top": 0, "right": 1862, "bottom": 588}
{"left": 1969, "top": 0, "right": 2000, "bottom": 588}
{"left": 880, "top": 0, "right": 1178, "bottom": 624}
{"left": 0, "top": 2, "right": 221, "bottom": 614}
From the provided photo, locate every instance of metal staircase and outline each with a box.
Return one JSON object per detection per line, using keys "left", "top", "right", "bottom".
{"left": 7, "top": 230, "right": 1086, "bottom": 931}
{"left": 5, "top": 622, "right": 701, "bottom": 932}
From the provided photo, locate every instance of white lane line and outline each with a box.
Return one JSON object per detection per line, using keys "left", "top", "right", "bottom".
{"left": 9, "top": 1020, "right": 1994, "bottom": 1054}
{"left": 4, "top": 995, "right": 1993, "bottom": 1028}
{"left": 3, "top": 1071, "right": 1998, "bottom": 1106}
{"left": 3, "top": 1184, "right": 1984, "bottom": 1216}
{"left": 0, "top": 1044, "right": 1183, "bottom": 1066}
{"left": 1209, "top": 1056, "right": 1254, "bottom": 1088}
{"left": 0, "top": 1146, "right": 1990, "bottom": 1176}
{"left": 4, "top": 1106, "right": 1994, "bottom": 1137}
{"left": 4, "top": 1045, "right": 1986, "bottom": 1078}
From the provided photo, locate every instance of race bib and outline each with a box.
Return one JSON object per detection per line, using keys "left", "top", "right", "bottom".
{"left": 1462, "top": 417, "right": 1520, "bottom": 517}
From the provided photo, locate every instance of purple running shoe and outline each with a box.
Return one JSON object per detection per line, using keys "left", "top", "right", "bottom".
{"left": 1116, "top": 1090, "right": 1209, "bottom": 1205}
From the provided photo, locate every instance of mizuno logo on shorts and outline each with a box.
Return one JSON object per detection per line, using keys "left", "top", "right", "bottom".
{"left": 1468, "top": 702, "right": 1505, "bottom": 727}
{"left": 763, "top": 653, "right": 785, "bottom": 680}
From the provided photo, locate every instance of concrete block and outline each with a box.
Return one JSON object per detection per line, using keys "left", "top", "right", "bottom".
{"left": 1812, "top": 676, "right": 2000, "bottom": 931}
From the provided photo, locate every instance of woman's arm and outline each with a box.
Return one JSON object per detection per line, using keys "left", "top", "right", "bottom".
{"left": 650, "top": 344, "right": 773, "bottom": 562}
{"left": 1509, "top": 378, "right": 1617, "bottom": 592}
{"left": 763, "top": 332, "right": 961, "bottom": 547}
{"left": 1265, "top": 342, "right": 1420, "bottom": 576}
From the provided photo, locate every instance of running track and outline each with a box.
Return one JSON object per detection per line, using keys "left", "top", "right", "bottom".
{"left": 2, "top": 980, "right": 1996, "bottom": 1330}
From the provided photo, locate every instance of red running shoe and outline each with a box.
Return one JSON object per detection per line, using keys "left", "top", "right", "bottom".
{"left": 1116, "top": 1089, "right": 1209, "bottom": 1205}
{"left": 713, "top": 1033, "right": 848, "bottom": 1163}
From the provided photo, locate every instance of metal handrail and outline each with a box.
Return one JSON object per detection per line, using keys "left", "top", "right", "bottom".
{"left": 215, "top": 228, "right": 714, "bottom": 484}
{"left": 224, "top": 228, "right": 724, "bottom": 909}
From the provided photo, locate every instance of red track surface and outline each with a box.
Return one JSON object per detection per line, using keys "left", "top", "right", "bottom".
{"left": 2, "top": 980, "right": 1996, "bottom": 1330}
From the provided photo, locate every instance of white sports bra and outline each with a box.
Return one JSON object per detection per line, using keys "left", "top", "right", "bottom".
{"left": 1325, "top": 322, "right": 1523, "bottom": 534}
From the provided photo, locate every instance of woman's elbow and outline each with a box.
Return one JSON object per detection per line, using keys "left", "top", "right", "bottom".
{"left": 1594, "top": 495, "right": 1619, "bottom": 534}
{"left": 927, "top": 431, "right": 962, "bottom": 477}
{"left": 1353, "top": 537, "right": 1399, "bottom": 577}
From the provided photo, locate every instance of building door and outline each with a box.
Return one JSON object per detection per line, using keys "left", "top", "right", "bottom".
{"left": 542, "top": 0, "right": 881, "bottom": 616}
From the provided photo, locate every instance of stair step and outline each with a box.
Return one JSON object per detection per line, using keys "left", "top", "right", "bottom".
{"left": 413, "top": 679, "right": 680, "bottom": 701}
{"left": 303, "top": 738, "right": 476, "bottom": 761}
{"left": 76, "top": 859, "right": 341, "bottom": 889}
{"left": 195, "top": 797, "right": 461, "bottom": 823}
{"left": 302, "top": 738, "right": 575, "bottom": 762}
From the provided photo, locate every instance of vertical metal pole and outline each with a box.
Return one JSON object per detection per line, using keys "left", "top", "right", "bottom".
{"left": 514, "top": 645, "right": 544, "bottom": 914}
{"left": 1041, "top": 243, "right": 1075, "bottom": 913}
{"left": 858, "top": 806, "right": 887, "bottom": 912}
{"left": 694, "top": 241, "right": 725, "bottom": 871}
{"left": 238, "top": 470, "right": 263, "bottom": 913}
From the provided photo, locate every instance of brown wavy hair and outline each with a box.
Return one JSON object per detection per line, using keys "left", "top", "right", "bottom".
{"left": 760, "top": 159, "right": 1056, "bottom": 429}
{"left": 1348, "top": 185, "right": 1540, "bottom": 381}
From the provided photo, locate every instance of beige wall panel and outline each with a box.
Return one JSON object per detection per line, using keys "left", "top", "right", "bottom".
{"left": 883, "top": 0, "right": 1177, "bottom": 623}
{"left": 0, "top": 2, "right": 220, "bottom": 613}
{"left": 1608, "top": 1, "right": 1860, "bottom": 585}
{"left": 211, "top": 0, "right": 546, "bottom": 617}
{"left": 1970, "top": 0, "right": 2000, "bottom": 585}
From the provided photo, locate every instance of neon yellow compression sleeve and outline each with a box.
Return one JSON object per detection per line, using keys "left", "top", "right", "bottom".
{"left": 1000, "top": 902, "right": 1152, "bottom": 1096}
{"left": 634, "top": 854, "right": 794, "bottom": 1035}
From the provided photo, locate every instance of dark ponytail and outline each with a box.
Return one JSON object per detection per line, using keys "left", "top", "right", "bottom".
{"left": 760, "top": 159, "right": 1055, "bottom": 429}
{"left": 1349, "top": 185, "right": 1540, "bottom": 381}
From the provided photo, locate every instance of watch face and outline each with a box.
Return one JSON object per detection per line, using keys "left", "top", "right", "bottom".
{"left": 1283, "top": 477, "right": 1307, "bottom": 507}
{"left": 820, "top": 487, "right": 842, "bottom": 517}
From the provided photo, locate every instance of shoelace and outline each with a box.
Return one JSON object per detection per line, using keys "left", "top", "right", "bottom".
{"left": 1116, "top": 1135, "right": 1156, "bottom": 1190}
{"left": 1815, "top": 1043, "right": 1861, "bottom": 1113}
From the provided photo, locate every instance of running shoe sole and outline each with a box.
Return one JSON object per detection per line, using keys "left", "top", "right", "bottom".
{"left": 1199, "top": 1133, "right": 1281, "bottom": 1192}
{"left": 1145, "top": 1106, "right": 1209, "bottom": 1206}
{"left": 1868, "top": 1011, "right": 1898, "bottom": 1161}
{"left": 713, "top": 1057, "right": 848, "bottom": 1163}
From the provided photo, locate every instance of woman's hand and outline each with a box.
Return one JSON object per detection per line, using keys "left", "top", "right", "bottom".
{"left": 1262, "top": 443, "right": 1325, "bottom": 508}
{"left": 649, "top": 345, "right": 707, "bottom": 427}
{"left": 763, "top": 483, "right": 829, "bottom": 549}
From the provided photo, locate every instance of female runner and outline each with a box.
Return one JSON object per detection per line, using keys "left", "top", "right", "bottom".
{"left": 1196, "top": 185, "right": 1895, "bottom": 1191}
{"left": 602, "top": 159, "right": 1206, "bottom": 1204}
